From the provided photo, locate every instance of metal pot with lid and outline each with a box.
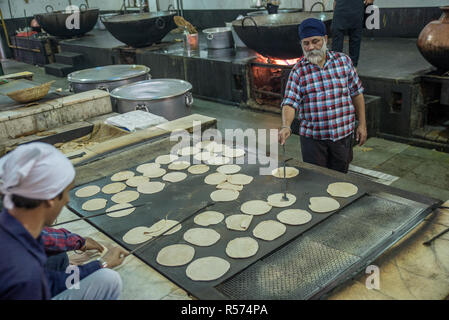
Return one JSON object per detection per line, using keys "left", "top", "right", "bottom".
{"left": 203, "top": 27, "right": 234, "bottom": 49}
{"left": 110, "top": 79, "right": 193, "bottom": 120}
{"left": 67, "top": 64, "right": 151, "bottom": 93}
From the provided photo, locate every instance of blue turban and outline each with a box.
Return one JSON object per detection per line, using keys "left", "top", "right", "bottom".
{"left": 298, "top": 18, "right": 327, "bottom": 40}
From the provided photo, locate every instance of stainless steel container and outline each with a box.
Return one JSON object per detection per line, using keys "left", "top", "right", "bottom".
{"left": 109, "top": 79, "right": 193, "bottom": 120}
{"left": 203, "top": 27, "right": 234, "bottom": 49}
{"left": 68, "top": 64, "right": 151, "bottom": 93}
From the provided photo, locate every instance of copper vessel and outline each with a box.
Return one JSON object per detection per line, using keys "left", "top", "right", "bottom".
{"left": 417, "top": 6, "right": 449, "bottom": 71}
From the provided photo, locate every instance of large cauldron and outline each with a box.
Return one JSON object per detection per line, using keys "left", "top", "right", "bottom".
{"left": 417, "top": 6, "right": 449, "bottom": 71}
{"left": 232, "top": 12, "right": 333, "bottom": 59}
{"left": 101, "top": 11, "right": 177, "bottom": 48}
{"left": 35, "top": 5, "right": 99, "bottom": 37}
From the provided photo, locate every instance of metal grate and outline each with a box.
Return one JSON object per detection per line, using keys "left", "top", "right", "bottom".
{"left": 216, "top": 194, "right": 427, "bottom": 300}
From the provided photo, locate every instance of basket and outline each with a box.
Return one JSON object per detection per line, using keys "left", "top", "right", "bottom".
{"left": 6, "top": 80, "right": 55, "bottom": 103}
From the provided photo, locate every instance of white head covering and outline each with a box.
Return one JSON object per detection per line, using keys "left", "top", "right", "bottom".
{"left": 0, "top": 142, "right": 75, "bottom": 210}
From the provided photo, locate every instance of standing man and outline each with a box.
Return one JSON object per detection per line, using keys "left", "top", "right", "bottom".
{"left": 0, "top": 142, "right": 128, "bottom": 300}
{"left": 279, "top": 18, "right": 367, "bottom": 173}
{"left": 332, "top": 0, "right": 374, "bottom": 67}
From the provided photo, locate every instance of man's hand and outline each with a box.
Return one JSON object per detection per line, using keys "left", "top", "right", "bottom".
{"left": 356, "top": 125, "right": 367, "bottom": 146}
{"left": 102, "top": 247, "right": 129, "bottom": 269}
{"left": 364, "top": 0, "right": 374, "bottom": 5}
{"left": 278, "top": 127, "right": 291, "bottom": 145}
{"left": 81, "top": 237, "right": 104, "bottom": 253}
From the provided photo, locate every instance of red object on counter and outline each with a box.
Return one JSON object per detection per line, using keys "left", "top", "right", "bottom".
{"left": 16, "top": 31, "right": 37, "bottom": 37}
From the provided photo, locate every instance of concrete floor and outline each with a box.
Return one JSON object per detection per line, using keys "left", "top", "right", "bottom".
{"left": 2, "top": 59, "right": 449, "bottom": 300}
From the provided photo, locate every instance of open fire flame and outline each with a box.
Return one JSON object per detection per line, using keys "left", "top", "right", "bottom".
{"left": 255, "top": 53, "right": 302, "bottom": 66}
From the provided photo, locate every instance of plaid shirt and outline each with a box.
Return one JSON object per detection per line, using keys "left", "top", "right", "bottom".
{"left": 41, "top": 227, "right": 85, "bottom": 255}
{"left": 282, "top": 50, "right": 364, "bottom": 141}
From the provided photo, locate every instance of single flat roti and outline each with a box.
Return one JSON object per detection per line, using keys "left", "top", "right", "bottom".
{"left": 75, "top": 185, "right": 100, "bottom": 198}
{"left": 217, "top": 164, "right": 241, "bottom": 175}
{"left": 188, "top": 164, "right": 210, "bottom": 174}
{"left": 162, "top": 172, "right": 187, "bottom": 183}
{"left": 156, "top": 244, "right": 195, "bottom": 267}
{"left": 147, "top": 219, "right": 181, "bottom": 236}
{"left": 111, "top": 170, "right": 135, "bottom": 182}
{"left": 253, "top": 220, "right": 286, "bottom": 241}
{"left": 205, "top": 143, "right": 227, "bottom": 153}
{"left": 155, "top": 154, "right": 179, "bottom": 165}
{"left": 195, "top": 140, "right": 215, "bottom": 150}
{"left": 210, "top": 189, "right": 239, "bottom": 202}
{"left": 82, "top": 198, "right": 107, "bottom": 211}
{"left": 327, "top": 182, "right": 358, "bottom": 198}
{"left": 106, "top": 203, "right": 136, "bottom": 218}
{"left": 136, "top": 163, "right": 160, "bottom": 174}
{"left": 308, "top": 197, "right": 341, "bottom": 213}
{"left": 102, "top": 182, "right": 126, "bottom": 194}
{"left": 271, "top": 167, "right": 299, "bottom": 179}
{"left": 142, "top": 167, "right": 166, "bottom": 178}
{"left": 193, "top": 151, "right": 214, "bottom": 162}
{"left": 204, "top": 172, "right": 228, "bottom": 185}
{"left": 207, "top": 156, "right": 231, "bottom": 166}
{"left": 194, "top": 211, "right": 224, "bottom": 226}
{"left": 125, "top": 176, "right": 149, "bottom": 187}
{"left": 226, "top": 237, "right": 259, "bottom": 258}
{"left": 267, "top": 193, "right": 297, "bottom": 208}
{"left": 240, "top": 200, "right": 272, "bottom": 216}
{"left": 168, "top": 161, "right": 190, "bottom": 170}
{"left": 223, "top": 148, "right": 245, "bottom": 158}
{"left": 123, "top": 226, "right": 152, "bottom": 244}
{"left": 216, "top": 181, "right": 243, "bottom": 191}
{"left": 183, "top": 228, "right": 221, "bottom": 247}
{"left": 225, "top": 214, "right": 253, "bottom": 231}
{"left": 186, "top": 256, "right": 230, "bottom": 281}
{"left": 277, "top": 209, "right": 312, "bottom": 225}
{"left": 137, "top": 181, "right": 165, "bottom": 194}
{"left": 111, "top": 190, "right": 139, "bottom": 204}
{"left": 177, "top": 146, "right": 200, "bottom": 156}
{"left": 227, "top": 174, "right": 254, "bottom": 185}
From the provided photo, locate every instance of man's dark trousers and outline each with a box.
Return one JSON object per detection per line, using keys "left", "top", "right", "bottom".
{"left": 331, "top": 27, "right": 363, "bottom": 67}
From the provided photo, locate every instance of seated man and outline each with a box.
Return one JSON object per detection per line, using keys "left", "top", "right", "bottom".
{"left": 0, "top": 142, "right": 128, "bottom": 300}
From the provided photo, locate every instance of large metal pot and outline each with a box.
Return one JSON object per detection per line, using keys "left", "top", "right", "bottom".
{"left": 35, "top": 5, "right": 99, "bottom": 37}
{"left": 101, "top": 11, "right": 177, "bottom": 47}
{"left": 232, "top": 12, "right": 333, "bottom": 59}
{"left": 247, "top": 8, "right": 302, "bottom": 16}
{"left": 67, "top": 65, "right": 151, "bottom": 93}
{"left": 110, "top": 79, "right": 193, "bottom": 120}
{"left": 96, "top": 13, "right": 118, "bottom": 30}
{"left": 203, "top": 27, "right": 234, "bottom": 49}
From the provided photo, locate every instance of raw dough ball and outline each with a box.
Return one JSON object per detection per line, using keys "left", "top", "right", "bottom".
{"left": 111, "top": 170, "right": 135, "bottom": 182}
{"left": 271, "top": 167, "right": 299, "bottom": 179}
{"left": 136, "top": 163, "right": 160, "bottom": 174}
{"left": 142, "top": 167, "right": 166, "bottom": 178}
{"left": 186, "top": 256, "right": 230, "bottom": 281}
{"left": 327, "top": 182, "right": 358, "bottom": 198}
{"left": 75, "top": 185, "right": 100, "bottom": 198}
{"left": 168, "top": 161, "right": 190, "bottom": 170}
{"left": 183, "top": 228, "right": 221, "bottom": 246}
{"left": 204, "top": 172, "right": 228, "bottom": 185}
{"left": 193, "top": 151, "right": 214, "bottom": 162}
{"left": 137, "top": 181, "right": 165, "bottom": 194}
{"left": 277, "top": 209, "right": 312, "bottom": 225}
{"left": 217, "top": 164, "right": 241, "bottom": 175}
{"left": 147, "top": 219, "right": 181, "bottom": 236}
{"left": 194, "top": 211, "right": 224, "bottom": 226}
{"left": 253, "top": 220, "right": 286, "bottom": 241}
{"left": 82, "top": 198, "right": 107, "bottom": 211}
{"left": 227, "top": 174, "right": 253, "bottom": 185}
{"left": 240, "top": 200, "right": 272, "bottom": 216}
{"left": 216, "top": 181, "right": 243, "bottom": 191}
{"left": 188, "top": 164, "right": 210, "bottom": 174}
{"left": 102, "top": 182, "right": 126, "bottom": 194}
{"left": 106, "top": 203, "right": 136, "bottom": 218}
{"left": 207, "top": 156, "right": 231, "bottom": 166}
{"left": 123, "top": 226, "right": 152, "bottom": 244}
{"left": 308, "top": 197, "right": 340, "bottom": 213}
{"left": 155, "top": 154, "right": 179, "bottom": 165}
{"left": 225, "top": 214, "right": 253, "bottom": 231}
{"left": 177, "top": 146, "right": 200, "bottom": 156}
{"left": 126, "top": 176, "right": 149, "bottom": 187}
{"left": 156, "top": 244, "right": 195, "bottom": 267}
{"left": 111, "top": 190, "right": 140, "bottom": 204}
{"left": 226, "top": 237, "right": 259, "bottom": 258}
{"left": 267, "top": 193, "right": 297, "bottom": 208}
{"left": 210, "top": 189, "right": 239, "bottom": 202}
{"left": 223, "top": 148, "right": 245, "bottom": 158}
{"left": 163, "top": 172, "right": 187, "bottom": 183}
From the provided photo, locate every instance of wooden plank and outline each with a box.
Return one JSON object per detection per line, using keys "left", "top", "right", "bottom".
{"left": 0, "top": 71, "right": 34, "bottom": 82}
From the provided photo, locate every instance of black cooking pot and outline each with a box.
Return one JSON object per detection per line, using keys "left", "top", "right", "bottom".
{"left": 35, "top": 5, "right": 99, "bottom": 37}
{"left": 232, "top": 12, "right": 333, "bottom": 59}
{"left": 101, "top": 11, "right": 177, "bottom": 48}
